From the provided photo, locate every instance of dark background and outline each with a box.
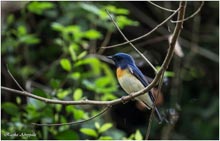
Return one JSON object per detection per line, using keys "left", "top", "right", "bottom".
{"left": 1, "top": 1, "right": 219, "bottom": 140}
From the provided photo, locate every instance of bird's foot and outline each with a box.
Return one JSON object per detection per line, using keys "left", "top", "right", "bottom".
{"left": 121, "top": 96, "right": 128, "bottom": 104}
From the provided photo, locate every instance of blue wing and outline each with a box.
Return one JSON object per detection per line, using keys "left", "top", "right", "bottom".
{"left": 128, "top": 64, "right": 155, "bottom": 101}
{"left": 128, "top": 64, "right": 163, "bottom": 123}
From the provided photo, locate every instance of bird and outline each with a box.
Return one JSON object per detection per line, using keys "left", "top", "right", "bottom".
{"left": 107, "top": 52, "right": 163, "bottom": 123}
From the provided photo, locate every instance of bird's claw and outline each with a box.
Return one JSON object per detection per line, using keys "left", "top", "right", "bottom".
{"left": 121, "top": 96, "right": 128, "bottom": 104}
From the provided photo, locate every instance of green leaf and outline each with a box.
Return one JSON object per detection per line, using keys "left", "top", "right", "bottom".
{"left": 134, "top": 130, "right": 143, "bottom": 140}
{"left": 73, "top": 88, "right": 83, "bottom": 100}
{"left": 73, "top": 108, "right": 85, "bottom": 120}
{"left": 164, "top": 71, "right": 175, "bottom": 77}
{"left": 101, "top": 93, "right": 117, "bottom": 101}
{"left": 55, "top": 104, "right": 62, "bottom": 112}
{"left": 99, "top": 123, "right": 113, "bottom": 133}
{"left": 17, "top": 25, "right": 27, "bottom": 36}
{"left": 16, "top": 97, "right": 21, "bottom": 104}
{"left": 51, "top": 22, "right": 64, "bottom": 32}
{"left": 50, "top": 79, "right": 60, "bottom": 89}
{"left": 69, "top": 44, "right": 78, "bottom": 61}
{"left": 80, "top": 128, "right": 98, "bottom": 137}
{"left": 32, "top": 88, "right": 47, "bottom": 98}
{"left": 99, "top": 136, "right": 113, "bottom": 140}
{"left": 77, "top": 51, "right": 87, "bottom": 60}
{"left": 19, "top": 35, "right": 40, "bottom": 45}
{"left": 84, "top": 29, "right": 102, "bottom": 39}
{"left": 57, "top": 89, "right": 71, "bottom": 99}
{"left": 80, "top": 3, "right": 100, "bottom": 15}
{"left": 55, "top": 130, "right": 79, "bottom": 140}
{"left": 65, "top": 105, "right": 75, "bottom": 113}
{"left": 116, "top": 16, "right": 139, "bottom": 28}
{"left": 6, "top": 14, "right": 14, "bottom": 25}
{"left": 2, "top": 102, "right": 19, "bottom": 116}
{"left": 95, "top": 122, "right": 100, "bottom": 129}
{"left": 60, "top": 58, "right": 72, "bottom": 71}
{"left": 27, "top": 98, "right": 46, "bottom": 110}
{"left": 104, "top": 5, "right": 129, "bottom": 15}
{"left": 27, "top": 1, "right": 54, "bottom": 15}
{"left": 68, "top": 72, "right": 81, "bottom": 80}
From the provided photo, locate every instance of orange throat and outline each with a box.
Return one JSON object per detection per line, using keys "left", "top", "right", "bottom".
{"left": 116, "top": 67, "right": 127, "bottom": 78}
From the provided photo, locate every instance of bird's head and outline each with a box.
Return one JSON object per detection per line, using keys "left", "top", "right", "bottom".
{"left": 107, "top": 53, "right": 135, "bottom": 69}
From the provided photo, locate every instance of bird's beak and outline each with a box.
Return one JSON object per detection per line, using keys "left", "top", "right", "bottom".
{"left": 107, "top": 56, "right": 113, "bottom": 60}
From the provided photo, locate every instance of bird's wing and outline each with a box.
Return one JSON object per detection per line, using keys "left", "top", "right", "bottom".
{"left": 128, "top": 64, "right": 155, "bottom": 102}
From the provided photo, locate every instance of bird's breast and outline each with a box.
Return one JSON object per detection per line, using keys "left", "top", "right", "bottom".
{"left": 116, "top": 68, "right": 153, "bottom": 109}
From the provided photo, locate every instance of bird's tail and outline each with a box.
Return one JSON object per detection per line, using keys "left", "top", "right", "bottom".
{"left": 154, "top": 107, "right": 163, "bottom": 124}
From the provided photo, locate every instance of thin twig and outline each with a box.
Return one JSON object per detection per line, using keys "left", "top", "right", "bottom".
{"left": 98, "top": 31, "right": 112, "bottom": 54}
{"left": 147, "top": 1, "right": 176, "bottom": 12}
{"left": 106, "top": 10, "right": 158, "bottom": 73}
{"left": 171, "top": 1, "right": 204, "bottom": 23}
{"left": 101, "top": 8, "right": 180, "bottom": 49}
{"left": 145, "top": 73, "right": 164, "bottom": 139}
{"left": 6, "top": 65, "right": 24, "bottom": 91}
{"left": 145, "top": 1, "right": 186, "bottom": 139}
{"left": 32, "top": 105, "right": 111, "bottom": 126}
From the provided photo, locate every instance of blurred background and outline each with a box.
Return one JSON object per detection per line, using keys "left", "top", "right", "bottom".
{"left": 1, "top": 1, "right": 219, "bottom": 140}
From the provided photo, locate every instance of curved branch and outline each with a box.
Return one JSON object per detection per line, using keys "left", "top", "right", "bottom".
{"left": 147, "top": 1, "right": 176, "bottom": 12}
{"left": 145, "top": 1, "right": 186, "bottom": 139}
{"left": 106, "top": 10, "right": 157, "bottom": 73}
{"left": 171, "top": 1, "right": 204, "bottom": 23}
{"left": 101, "top": 8, "right": 180, "bottom": 49}
{"left": 32, "top": 105, "right": 111, "bottom": 126}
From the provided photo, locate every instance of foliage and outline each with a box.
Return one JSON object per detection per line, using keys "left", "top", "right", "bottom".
{"left": 1, "top": 1, "right": 139, "bottom": 140}
{"left": 1, "top": 1, "right": 219, "bottom": 140}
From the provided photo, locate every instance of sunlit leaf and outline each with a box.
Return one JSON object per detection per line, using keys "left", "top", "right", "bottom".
{"left": 80, "top": 128, "right": 98, "bottom": 137}
{"left": 73, "top": 108, "right": 85, "bottom": 120}
{"left": 98, "top": 136, "right": 113, "bottom": 140}
{"left": 116, "top": 16, "right": 139, "bottom": 28}
{"left": 84, "top": 29, "right": 102, "bottom": 39}
{"left": 65, "top": 105, "right": 75, "bottom": 113}
{"left": 101, "top": 93, "right": 117, "bottom": 101}
{"left": 68, "top": 72, "right": 81, "bottom": 80}
{"left": 99, "top": 123, "right": 113, "bottom": 133}
{"left": 104, "top": 5, "right": 129, "bottom": 15}
{"left": 16, "top": 97, "right": 21, "bottom": 104}
{"left": 95, "top": 122, "right": 100, "bottom": 129}
{"left": 27, "top": 1, "right": 54, "bottom": 15}
{"left": 57, "top": 89, "right": 71, "bottom": 99}
{"left": 60, "top": 58, "right": 72, "bottom": 71}
{"left": 51, "top": 22, "right": 65, "bottom": 32}
{"left": 73, "top": 88, "right": 83, "bottom": 100}
{"left": 19, "top": 35, "right": 40, "bottom": 45}
{"left": 69, "top": 44, "right": 77, "bottom": 61}
{"left": 77, "top": 51, "right": 87, "bottom": 60}
{"left": 55, "top": 104, "right": 62, "bottom": 112}
{"left": 17, "top": 25, "right": 27, "bottom": 36}
{"left": 80, "top": 3, "right": 100, "bottom": 15}
{"left": 134, "top": 130, "right": 143, "bottom": 140}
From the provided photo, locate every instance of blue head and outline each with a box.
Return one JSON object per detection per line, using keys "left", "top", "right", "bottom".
{"left": 108, "top": 53, "right": 135, "bottom": 69}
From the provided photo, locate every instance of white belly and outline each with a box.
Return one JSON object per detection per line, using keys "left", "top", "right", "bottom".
{"left": 118, "top": 72, "right": 153, "bottom": 109}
